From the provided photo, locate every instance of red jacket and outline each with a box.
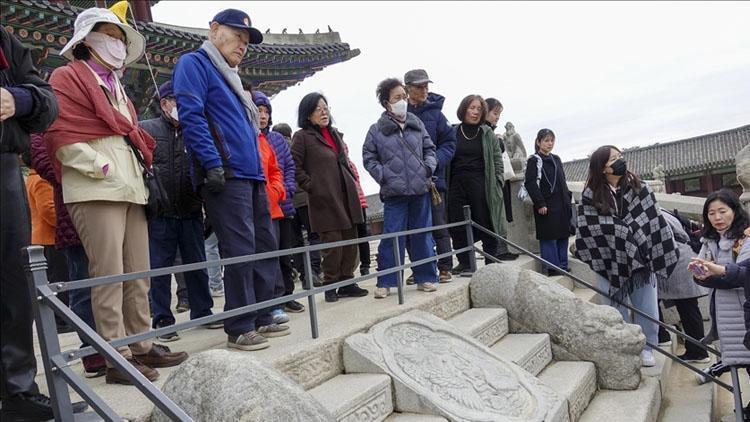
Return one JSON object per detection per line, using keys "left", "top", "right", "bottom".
{"left": 259, "top": 133, "right": 286, "bottom": 219}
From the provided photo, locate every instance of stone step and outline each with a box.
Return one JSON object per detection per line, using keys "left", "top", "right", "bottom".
{"left": 447, "top": 307, "right": 508, "bottom": 347}
{"left": 572, "top": 287, "right": 598, "bottom": 304}
{"left": 513, "top": 253, "right": 543, "bottom": 272}
{"left": 384, "top": 413, "right": 448, "bottom": 421}
{"left": 490, "top": 333, "right": 552, "bottom": 376}
{"left": 538, "top": 361, "right": 597, "bottom": 422}
{"left": 579, "top": 377, "right": 661, "bottom": 422}
{"left": 641, "top": 346, "right": 673, "bottom": 398}
{"left": 309, "top": 373, "right": 393, "bottom": 422}
{"left": 548, "top": 274, "right": 575, "bottom": 291}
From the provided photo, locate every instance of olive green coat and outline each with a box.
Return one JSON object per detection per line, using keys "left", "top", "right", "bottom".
{"left": 447, "top": 124, "right": 506, "bottom": 235}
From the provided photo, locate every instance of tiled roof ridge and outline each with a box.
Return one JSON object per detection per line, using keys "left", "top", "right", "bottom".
{"left": 564, "top": 123, "right": 750, "bottom": 164}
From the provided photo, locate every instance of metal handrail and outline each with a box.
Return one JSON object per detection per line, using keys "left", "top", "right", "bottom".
{"left": 470, "top": 222, "right": 740, "bottom": 396}
{"left": 24, "top": 207, "right": 477, "bottom": 421}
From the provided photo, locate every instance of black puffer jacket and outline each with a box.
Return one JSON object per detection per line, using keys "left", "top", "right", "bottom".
{"left": 0, "top": 28, "right": 58, "bottom": 154}
{"left": 140, "top": 114, "right": 202, "bottom": 218}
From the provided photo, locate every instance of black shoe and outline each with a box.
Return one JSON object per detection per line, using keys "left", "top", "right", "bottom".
{"left": 285, "top": 300, "right": 305, "bottom": 313}
{"left": 451, "top": 264, "right": 468, "bottom": 275}
{"left": 324, "top": 290, "right": 338, "bottom": 302}
{"left": 546, "top": 269, "right": 565, "bottom": 277}
{"left": 0, "top": 393, "right": 88, "bottom": 421}
{"left": 154, "top": 321, "right": 179, "bottom": 342}
{"left": 56, "top": 322, "right": 76, "bottom": 334}
{"left": 360, "top": 267, "right": 370, "bottom": 276}
{"left": 496, "top": 252, "right": 519, "bottom": 261}
{"left": 677, "top": 352, "right": 710, "bottom": 363}
{"left": 337, "top": 283, "right": 369, "bottom": 297}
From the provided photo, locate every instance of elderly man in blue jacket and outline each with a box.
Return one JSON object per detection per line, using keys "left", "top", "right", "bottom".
{"left": 173, "top": 8, "right": 288, "bottom": 352}
{"left": 404, "top": 69, "right": 457, "bottom": 283}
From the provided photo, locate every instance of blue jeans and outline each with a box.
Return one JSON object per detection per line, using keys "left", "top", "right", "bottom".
{"left": 148, "top": 215, "right": 214, "bottom": 327}
{"left": 597, "top": 273, "right": 659, "bottom": 350}
{"left": 377, "top": 194, "right": 437, "bottom": 288}
{"left": 202, "top": 180, "right": 277, "bottom": 335}
{"left": 539, "top": 238, "right": 569, "bottom": 272}
{"left": 205, "top": 232, "right": 223, "bottom": 290}
{"left": 62, "top": 245, "right": 96, "bottom": 342}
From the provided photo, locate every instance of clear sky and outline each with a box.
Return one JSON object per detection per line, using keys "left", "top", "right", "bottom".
{"left": 151, "top": 1, "right": 750, "bottom": 195}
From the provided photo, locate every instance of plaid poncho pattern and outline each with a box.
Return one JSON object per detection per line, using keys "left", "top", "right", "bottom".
{"left": 574, "top": 182, "right": 679, "bottom": 291}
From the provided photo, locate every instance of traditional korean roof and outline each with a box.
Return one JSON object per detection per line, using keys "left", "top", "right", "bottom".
{"left": 562, "top": 124, "right": 750, "bottom": 182}
{"left": 2, "top": 0, "right": 360, "bottom": 112}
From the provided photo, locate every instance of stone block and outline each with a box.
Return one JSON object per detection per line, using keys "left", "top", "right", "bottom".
{"left": 470, "top": 264, "right": 645, "bottom": 390}
{"left": 572, "top": 288, "right": 598, "bottom": 304}
{"left": 490, "top": 333, "right": 552, "bottom": 376}
{"left": 578, "top": 377, "right": 661, "bottom": 422}
{"left": 309, "top": 373, "right": 393, "bottom": 422}
{"left": 641, "top": 348, "right": 673, "bottom": 398}
{"left": 447, "top": 308, "right": 509, "bottom": 347}
{"left": 384, "top": 413, "right": 448, "bottom": 421}
{"left": 538, "top": 361, "right": 597, "bottom": 422}
{"left": 152, "top": 350, "right": 333, "bottom": 422}
{"left": 343, "top": 310, "right": 568, "bottom": 422}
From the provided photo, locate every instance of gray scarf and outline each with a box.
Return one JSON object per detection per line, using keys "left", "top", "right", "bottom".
{"left": 200, "top": 40, "right": 260, "bottom": 133}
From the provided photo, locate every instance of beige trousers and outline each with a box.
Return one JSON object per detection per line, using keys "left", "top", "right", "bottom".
{"left": 68, "top": 201, "right": 152, "bottom": 363}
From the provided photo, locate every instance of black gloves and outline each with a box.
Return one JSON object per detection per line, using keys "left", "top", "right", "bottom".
{"left": 205, "top": 167, "right": 225, "bottom": 193}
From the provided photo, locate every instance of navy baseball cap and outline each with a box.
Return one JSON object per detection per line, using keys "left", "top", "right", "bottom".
{"left": 211, "top": 9, "right": 263, "bottom": 44}
{"left": 158, "top": 81, "right": 174, "bottom": 99}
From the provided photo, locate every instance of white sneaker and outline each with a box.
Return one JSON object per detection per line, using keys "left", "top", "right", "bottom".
{"left": 695, "top": 367, "right": 711, "bottom": 385}
{"left": 641, "top": 350, "right": 656, "bottom": 367}
{"left": 374, "top": 287, "right": 390, "bottom": 299}
{"left": 417, "top": 282, "right": 438, "bottom": 292}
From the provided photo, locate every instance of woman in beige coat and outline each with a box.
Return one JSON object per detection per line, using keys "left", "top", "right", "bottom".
{"left": 44, "top": 7, "right": 186, "bottom": 384}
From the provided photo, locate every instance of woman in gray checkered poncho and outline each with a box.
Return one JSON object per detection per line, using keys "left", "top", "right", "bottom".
{"left": 575, "top": 145, "right": 680, "bottom": 368}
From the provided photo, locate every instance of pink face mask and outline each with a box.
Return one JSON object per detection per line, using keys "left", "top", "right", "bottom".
{"left": 84, "top": 31, "right": 127, "bottom": 69}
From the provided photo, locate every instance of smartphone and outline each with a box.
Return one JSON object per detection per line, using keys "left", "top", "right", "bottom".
{"left": 688, "top": 262, "right": 708, "bottom": 277}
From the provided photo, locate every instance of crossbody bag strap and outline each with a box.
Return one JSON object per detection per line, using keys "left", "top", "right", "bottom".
{"left": 395, "top": 131, "right": 429, "bottom": 173}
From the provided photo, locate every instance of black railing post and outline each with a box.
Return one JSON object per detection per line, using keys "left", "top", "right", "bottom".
{"left": 463, "top": 205, "right": 476, "bottom": 273}
{"left": 730, "top": 367, "right": 745, "bottom": 422}
{"left": 23, "top": 246, "right": 74, "bottom": 421}
{"left": 303, "top": 251, "right": 319, "bottom": 339}
{"left": 393, "top": 237, "right": 404, "bottom": 305}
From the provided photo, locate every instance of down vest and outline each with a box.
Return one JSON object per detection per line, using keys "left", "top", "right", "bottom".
{"left": 363, "top": 112, "right": 437, "bottom": 199}
{"left": 695, "top": 235, "right": 750, "bottom": 364}
{"left": 140, "top": 114, "right": 202, "bottom": 218}
{"left": 407, "top": 93, "right": 456, "bottom": 192}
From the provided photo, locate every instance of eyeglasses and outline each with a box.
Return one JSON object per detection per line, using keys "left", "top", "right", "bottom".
{"left": 314, "top": 106, "right": 330, "bottom": 114}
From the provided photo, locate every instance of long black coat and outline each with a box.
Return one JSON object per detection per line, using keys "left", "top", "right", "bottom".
{"left": 524, "top": 153, "right": 572, "bottom": 240}
{"left": 291, "top": 126, "right": 363, "bottom": 233}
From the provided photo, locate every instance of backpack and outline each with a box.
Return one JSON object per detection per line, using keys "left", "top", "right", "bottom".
{"left": 517, "top": 154, "right": 542, "bottom": 206}
{"left": 663, "top": 208, "right": 703, "bottom": 253}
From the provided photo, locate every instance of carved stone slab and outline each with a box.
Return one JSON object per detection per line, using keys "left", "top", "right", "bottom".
{"left": 343, "top": 310, "right": 568, "bottom": 422}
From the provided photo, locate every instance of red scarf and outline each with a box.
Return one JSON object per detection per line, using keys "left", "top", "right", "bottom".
{"left": 44, "top": 60, "right": 155, "bottom": 181}
{"left": 320, "top": 126, "right": 339, "bottom": 154}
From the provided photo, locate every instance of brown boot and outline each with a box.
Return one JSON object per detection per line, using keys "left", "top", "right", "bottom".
{"left": 133, "top": 344, "right": 188, "bottom": 368}
{"left": 105, "top": 358, "right": 159, "bottom": 385}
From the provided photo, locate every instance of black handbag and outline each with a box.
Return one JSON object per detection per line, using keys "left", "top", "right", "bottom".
{"left": 125, "top": 136, "right": 170, "bottom": 219}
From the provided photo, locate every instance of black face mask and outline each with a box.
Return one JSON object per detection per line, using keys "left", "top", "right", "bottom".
{"left": 610, "top": 158, "right": 627, "bottom": 176}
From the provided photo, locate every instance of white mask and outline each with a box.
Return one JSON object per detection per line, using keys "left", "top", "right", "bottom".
{"left": 389, "top": 99, "right": 408, "bottom": 120}
{"left": 84, "top": 31, "right": 127, "bottom": 69}
{"left": 170, "top": 107, "right": 179, "bottom": 122}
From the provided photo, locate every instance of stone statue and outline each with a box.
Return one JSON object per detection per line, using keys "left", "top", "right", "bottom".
{"left": 344, "top": 310, "right": 567, "bottom": 422}
{"left": 737, "top": 143, "right": 750, "bottom": 214}
{"left": 153, "top": 350, "right": 333, "bottom": 422}
{"left": 503, "top": 122, "right": 527, "bottom": 173}
{"left": 470, "top": 264, "right": 644, "bottom": 390}
{"left": 652, "top": 165, "right": 666, "bottom": 183}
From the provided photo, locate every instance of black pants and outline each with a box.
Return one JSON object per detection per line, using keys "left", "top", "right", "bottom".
{"left": 43, "top": 246, "right": 70, "bottom": 327}
{"left": 292, "top": 206, "right": 321, "bottom": 278}
{"left": 659, "top": 297, "right": 707, "bottom": 358}
{"left": 356, "top": 208, "right": 371, "bottom": 271}
{"left": 0, "top": 153, "right": 39, "bottom": 398}
{"left": 447, "top": 172, "right": 497, "bottom": 266}
{"left": 275, "top": 217, "right": 296, "bottom": 296}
